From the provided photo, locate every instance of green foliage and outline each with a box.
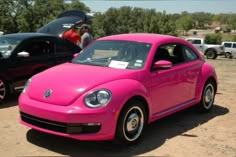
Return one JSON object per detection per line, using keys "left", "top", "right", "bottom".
{"left": 204, "top": 33, "right": 222, "bottom": 44}
{"left": 1, "top": 1, "right": 236, "bottom": 38}
{"left": 0, "top": 0, "right": 90, "bottom": 33}
{"left": 92, "top": 7, "right": 177, "bottom": 37}
{"left": 192, "top": 12, "right": 213, "bottom": 29}
{"left": 233, "top": 36, "right": 236, "bottom": 42}
{"left": 176, "top": 15, "right": 193, "bottom": 35}
{"left": 213, "top": 13, "right": 236, "bottom": 31}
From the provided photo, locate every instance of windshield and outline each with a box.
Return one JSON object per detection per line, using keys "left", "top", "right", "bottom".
{"left": 72, "top": 40, "right": 151, "bottom": 69}
{"left": 0, "top": 37, "right": 21, "bottom": 58}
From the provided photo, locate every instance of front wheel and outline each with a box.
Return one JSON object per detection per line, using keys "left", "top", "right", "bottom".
{"left": 205, "top": 50, "right": 217, "bottom": 59}
{"left": 115, "top": 100, "right": 147, "bottom": 145}
{"left": 225, "top": 52, "right": 232, "bottom": 59}
{"left": 199, "top": 80, "right": 216, "bottom": 112}
{"left": 0, "top": 79, "right": 8, "bottom": 104}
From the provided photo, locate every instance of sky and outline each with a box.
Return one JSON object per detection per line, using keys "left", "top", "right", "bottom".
{"left": 79, "top": 0, "right": 236, "bottom": 14}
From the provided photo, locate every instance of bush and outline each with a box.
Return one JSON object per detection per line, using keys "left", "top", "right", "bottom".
{"left": 233, "top": 35, "right": 236, "bottom": 42}
{"left": 204, "top": 33, "right": 222, "bottom": 44}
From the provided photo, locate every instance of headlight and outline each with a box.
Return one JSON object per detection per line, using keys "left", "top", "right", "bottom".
{"left": 84, "top": 89, "right": 111, "bottom": 108}
{"left": 22, "top": 78, "right": 31, "bottom": 93}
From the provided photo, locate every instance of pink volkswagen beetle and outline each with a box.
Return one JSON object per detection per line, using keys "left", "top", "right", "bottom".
{"left": 18, "top": 33, "right": 217, "bottom": 144}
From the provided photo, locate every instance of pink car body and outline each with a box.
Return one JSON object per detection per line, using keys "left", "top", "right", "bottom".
{"left": 18, "top": 33, "right": 217, "bottom": 144}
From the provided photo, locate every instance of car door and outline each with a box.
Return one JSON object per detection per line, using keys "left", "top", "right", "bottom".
{"left": 232, "top": 43, "right": 236, "bottom": 57}
{"left": 149, "top": 43, "right": 202, "bottom": 116}
{"left": 8, "top": 37, "right": 54, "bottom": 82}
{"left": 51, "top": 37, "right": 81, "bottom": 65}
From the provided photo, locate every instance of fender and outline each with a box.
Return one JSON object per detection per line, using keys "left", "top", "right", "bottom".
{"left": 195, "top": 62, "right": 217, "bottom": 102}
{"left": 93, "top": 79, "right": 152, "bottom": 120}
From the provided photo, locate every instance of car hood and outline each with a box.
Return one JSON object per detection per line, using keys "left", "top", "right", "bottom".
{"left": 27, "top": 63, "right": 139, "bottom": 106}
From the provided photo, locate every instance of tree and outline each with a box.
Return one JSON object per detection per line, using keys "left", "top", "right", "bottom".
{"left": 0, "top": 0, "right": 90, "bottom": 33}
{"left": 204, "top": 33, "right": 222, "bottom": 44}
{"left": 192, "top": 12, "right": 213, "bottom": 29}
{"left": 176, "top": 15, "right": 193, "bottom": 35}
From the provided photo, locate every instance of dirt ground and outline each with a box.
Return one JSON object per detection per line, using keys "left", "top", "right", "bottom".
{"left": 1, "top": 57, "right": 236, "bottom": 157}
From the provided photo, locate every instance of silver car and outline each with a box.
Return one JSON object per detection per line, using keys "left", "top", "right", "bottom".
{"left": 222, "top": 41, "right": 236, "bottom": 58}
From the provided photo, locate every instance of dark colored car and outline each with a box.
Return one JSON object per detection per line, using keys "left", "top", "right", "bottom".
{"left": 0, "top": 32, "right": 81, "bottom": 103}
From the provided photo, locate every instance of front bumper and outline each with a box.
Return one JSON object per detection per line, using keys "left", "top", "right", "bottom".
{"left": 18, "top": 94, "right": 118, "bottom": 141}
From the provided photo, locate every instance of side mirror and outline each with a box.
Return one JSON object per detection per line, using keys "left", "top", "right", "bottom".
{"left": 17, "top": 51, "right": 30, "bottom": 57}
{"left": 154, "top": 60, "right": 172, "bottom": 69}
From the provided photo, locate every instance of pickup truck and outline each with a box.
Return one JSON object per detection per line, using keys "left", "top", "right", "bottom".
{"left": 186, "top": 37, "right": 225, "bottom": 59}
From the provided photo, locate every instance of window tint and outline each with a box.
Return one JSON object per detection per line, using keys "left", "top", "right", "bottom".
{"left": 233, "top": 43, "right": 236, "bottom": 48}
{"left": 23, "top": 40, "right": 52, "bottom": 56}
{"left": 153, "top": 44, "right": 198, "bottom": 66}
{"left": 224, "top": 43, "right": 232, "bottom": 48}
{"left": 183, "top": 46, "right": 198, "bottom": 61}
{"left": 188, "top": 39, "right": 201, "bottom": 44}
{"left": 55, "top": 38, "right": 80, "bottom": 54}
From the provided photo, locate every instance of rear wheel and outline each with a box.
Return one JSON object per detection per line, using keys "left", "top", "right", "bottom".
{"left": 115, "top": 100, "right": 147, "bottom": 145}
{"left": 199, "top": 80, "right": 216, "bottom": 112}
{"left": 0, "top": 79, "right": 8, "bottom": 104}
{"left": 205, "top": 49, "right": 217, "bottom": 59}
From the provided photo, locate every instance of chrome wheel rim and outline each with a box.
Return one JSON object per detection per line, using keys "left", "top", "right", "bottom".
{"left": 203, "top": 84, "right": 214, "bottom": 109}
{"left": 123, "top": 106, "right": 144, "bottom": 142}
{"left": 0, "top": 80, "right": 6, "bottom": 102}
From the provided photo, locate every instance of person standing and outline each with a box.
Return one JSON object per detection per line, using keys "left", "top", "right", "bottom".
{"left": 80, "top": 24, "right": 93, "bottom": 49}
{"left": 62, "top": 20, "right": 83, "bottom": 45}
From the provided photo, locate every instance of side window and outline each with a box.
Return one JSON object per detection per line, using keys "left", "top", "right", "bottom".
{"left": 153, "top": 43, "right": 198, "bottom": 67}
{"left": 24, "top": 40, "right": 52, "bottom": 57}
{"left": 183, "top": 46, "right": 198, "bottom": 61}
{"left": 224, "top": 43, "right": 232, "bottom": 48}
{"left": 153, "top": 45, "right": 172, "bottom": 63}
{"left": 233, "top": 43, "right": 236, "bottom": 48}
{"left": 192, "top": 40, "right": 201, "bottom": 44}
{"left": 55, "top": 39, "right": 80, "bottom": 54}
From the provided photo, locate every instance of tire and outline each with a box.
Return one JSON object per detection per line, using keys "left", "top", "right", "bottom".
{"left": 225, "top": 52, "right": 232, "bottom": 59}
{"left": 205, "top": 49, "right": 217, "bottom": 59}
{"left": 0, "top": 78, "right": 8, "bottom": 104}
{"left": 199, "top": 80, "right": 216, "bottom": 112}
{"left": 115, "top": 100, "right": 147, "bottom": 145}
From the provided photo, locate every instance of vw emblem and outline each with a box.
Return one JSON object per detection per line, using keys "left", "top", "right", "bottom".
{"left": 44, "top": 89, "right": 52, "bottom": 98}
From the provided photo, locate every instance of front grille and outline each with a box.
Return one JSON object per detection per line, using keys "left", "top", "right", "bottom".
{"left": 20, "top": 112, "right": 101, "bottom": 134}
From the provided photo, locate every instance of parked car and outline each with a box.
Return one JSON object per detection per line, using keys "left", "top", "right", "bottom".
{"left": 0, "top": 32, "right": 81, "bottom": 103}
{"left": 18, "top": 33, "right": 217, "bottom": 145}
{"left": 222, "top": 41, "right": 236, "bottom": 58}
{"left": 186, "top": 37, "right": 225, "bottom": 59}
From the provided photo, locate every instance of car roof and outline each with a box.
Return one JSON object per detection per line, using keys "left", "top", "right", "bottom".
{"left": 186, "top": 37, "right": 202, "bottom": 40}
{"left": 97, "top": 33, "right": 181, "bottom": 44}
{"left": 0, "top": 32, "right": 58, "bottom": 40}
{"left": 222, "top": 41, "right": 236, "bottom": 43}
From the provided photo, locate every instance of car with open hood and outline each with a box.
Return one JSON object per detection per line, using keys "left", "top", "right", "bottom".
{"left": 18, "top": 33, "right": 218, "bottom": 144}
{"left": 37, "top": 9, "right": 92, "bottom": 37}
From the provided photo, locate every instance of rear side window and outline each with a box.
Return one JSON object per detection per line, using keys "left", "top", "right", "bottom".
{"left": 55, "top": 38, "right": 81, "bottom": 54}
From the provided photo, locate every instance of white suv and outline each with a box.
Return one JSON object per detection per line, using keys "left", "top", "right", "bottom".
{"left": 222, "top": 42, "right": 236, "bottom": 58}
